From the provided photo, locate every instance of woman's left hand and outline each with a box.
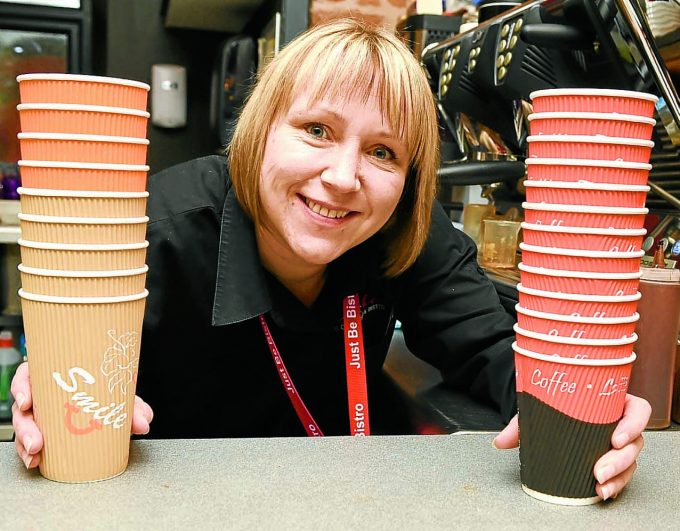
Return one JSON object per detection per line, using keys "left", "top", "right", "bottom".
{"left": 492, "top": 393, "right": 651, "bottom": 501}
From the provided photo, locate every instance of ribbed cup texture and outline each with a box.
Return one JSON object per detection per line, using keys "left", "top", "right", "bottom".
{"left": 19, "top": 165, "right": 148, "bottom": 192}
{"left": 19, "top": 137, "right": 148, "bottom": 165}
{"left": 19, "top": 219, "right": 148, "bottom": 244}
{"left": 19, "top": 244, "right": 148, "bottom": 271}
{"left": 19, "top": 108, "right": 148, "bottom": 138}
{"left": 20, "top": 194, "right": 148, "bottom": 218}
{"left": 20, "top": 270, "right": 147, "bottom": 297}
{"left": 19, "top": 78, "right": 148, "bottom": 110}
{"left": 21, "top": 295, "right": 147, "bottom": 482}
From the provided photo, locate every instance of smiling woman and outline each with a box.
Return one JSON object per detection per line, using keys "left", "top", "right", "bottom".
{"left": 11, "top": 18, "right": 649, "bottom": 503}
{"left": 229, "top": 19, "right": 440, "bottom": 277}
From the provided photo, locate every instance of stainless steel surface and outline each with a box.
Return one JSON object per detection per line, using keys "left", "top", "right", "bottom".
{"left": 616, "top": 0, "right": 680, "bottom": 144}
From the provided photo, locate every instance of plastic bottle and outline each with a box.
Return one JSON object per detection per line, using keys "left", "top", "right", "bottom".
{"left": 0, "top": 331, "right": 22, "bottom": 420}
{"left": 629, "top": 269, "right": 680, "bottom": 429}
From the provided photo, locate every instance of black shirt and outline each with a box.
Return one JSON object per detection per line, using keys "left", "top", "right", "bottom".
{"left": 139, "top": 155, "right": 517, "bottom": 438}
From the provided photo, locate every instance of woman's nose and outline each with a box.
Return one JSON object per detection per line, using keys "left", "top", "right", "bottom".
{"left": 320, "top": 147, "right": 361, "bottom": 193}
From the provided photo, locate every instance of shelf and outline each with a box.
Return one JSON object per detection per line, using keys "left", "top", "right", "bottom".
{"left": 0, "top": 226, "right": 20, "bottom": 244}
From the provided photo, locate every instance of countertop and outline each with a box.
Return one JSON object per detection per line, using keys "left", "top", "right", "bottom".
{"left": 3, "top": 432, "right": 678, "bottom": 530}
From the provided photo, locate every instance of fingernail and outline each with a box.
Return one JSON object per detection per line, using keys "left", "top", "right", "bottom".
{"left": 596, "top": 464, "right": 614, "bottom": 484}
{"left": 16, "top": 393, "right": 25, "bottom": 410}
{"left": 23, "top": 453, "right": 32, "bottom": 469}
{"left": 491, "top": 437, "right": 499, "bottom": 449}
{"left": 23, "top": 436, "right": 33, "bottom": 455}
{"left": 600, "top": 485, "right": 611, "bottom": 501}
{"left": 613, "top": 432, "right": 629, "bottom": 448}
{"left": 142, "top": 421, "right": 150, "bottom": 435}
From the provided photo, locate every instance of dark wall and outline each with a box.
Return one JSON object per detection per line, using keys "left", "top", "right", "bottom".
{"left": 92, "top": 0, "right": 229, "bottom": 174}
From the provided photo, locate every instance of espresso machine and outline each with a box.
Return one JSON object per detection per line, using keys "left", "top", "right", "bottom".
{"left": 422, "top": 0, "right": 680, "bottom": 214}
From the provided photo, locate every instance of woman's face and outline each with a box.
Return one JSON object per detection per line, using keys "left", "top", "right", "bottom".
{"left": 257, "top": 90, "right": 409, "bottom": 273}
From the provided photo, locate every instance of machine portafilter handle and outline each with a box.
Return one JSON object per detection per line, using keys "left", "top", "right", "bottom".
{"left": 437, "top": 161, "right": 526, "bottom": 186}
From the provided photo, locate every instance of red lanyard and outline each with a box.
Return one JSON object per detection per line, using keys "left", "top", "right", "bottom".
{"left": 259, "top": 294, "right": 370, "bottom": 437}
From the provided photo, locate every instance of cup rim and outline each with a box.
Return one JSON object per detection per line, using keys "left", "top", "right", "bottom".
{"left": 18, "top": 187, "right": 149, "bottom": 199}
{"left": 527, "top": 111, "right": 656, "bottom": 125}
{"left": 17, "top": 102, "right": 150, "bottom": 118}
{"left": 518, "top": 262, "right": 643, "bottom": 279}
{"left": 522, "top": 202, "right": 648, "bottom": 215}
{"left": 517, "top": 283, "right": 642, "bottom": 302}
{"left": 18, "top": 213, "right": 149, "bottom": 225}
{"left": 512, "top": 342, "right": 637, "bottom": 366}
{"left": 16, "top": 73, "right": 150, "bottom": 91}
{"left": 520, "top": 222, "right": 647, "bottom": 236}
{"left": 525, "top": 157, "right": 651, "bottom": 170}
{"left": 529, "top": 88, "right": 658, "bottom": 102}
{"left": 514, "top": 323, "right": 638, "bottom": 346}
{"left": 18, "top": 238, "right": 149, "bottom": 250}
{"left": 19, "top": 288, "right": 149, "bottom": 304}
{"left": 520, "top": 242, "right": 645, "bottom": 258}
{"left": 514, "top": 303, "right": 640, "bottom": 324}
{"left": 17, "top": 132, "right": 149, "bottom": 145}
{"left": 18, "top": 263, "right": 148, "bottom": 277}
{"left": 18, "top": 160, "right": 149, "bottom": 171}
{"left": 523, "top": 180, "right": 650, "bottom": 192}
{"left": 527, "top": 134, "right": 654, "bottom": 147}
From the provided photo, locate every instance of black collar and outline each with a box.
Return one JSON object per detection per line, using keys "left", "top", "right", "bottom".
{"left": 211, "top": 187, "right": 271, "bottom": 326}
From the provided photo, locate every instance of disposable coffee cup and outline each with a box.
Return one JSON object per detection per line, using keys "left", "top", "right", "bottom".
{"left": 17, "top": 73, "right": 150, "bottom": 111}
{"left": 513, "top": 342, "right": 636, "bottom": 505}
{"left": 525, "top": 158, "right": 651, "bottom": 186}
{"left": 20, "top": 289, "right": 148, "bottom": 482}
{"left": 520, "top": 223, "right": 646, "bottom": 253}
{"left": 19, "top": 239, "right": 149, "bottom": 271}
{"left": 523, "top": 181, "right": 649, "bottom": 209}
{"left": 19, "top": 264, "right": 148, "bottom": 297}
{"left": 518, "top": 262, "right": 642, "bottom": 296}
{"left": 18, "top": 132, "right": 149, "bottom": 165}
{"left": 527, "top": 111, "right": 656, "bottom": 140}
{"left": 517, "top": 283, "right": 641, "bottom": 318}
{"left": 18, "top": 188, "right": 149, "bottom": 218}
{"left": 18, "top": 161, "right": 149, "bottom": 193}
{"left": 515, "top": 304, "right": 639, "bottom": 341}
{"left": 514, "top": 323, "right": 638, "bottom": 359}
{"left": 18, "top": 213, "right": 149, "bottom": 244}
{"left": 522, "top": 202, "right": 648, "bottom": 230}
{"left": 529, "top": 88, "right": 658, "bottom": 118}
{"left": 527, "top": 135, "right": 654, "bottom": 163}
{"left": 17, "top": 103, "right": 149, "bottom": 138}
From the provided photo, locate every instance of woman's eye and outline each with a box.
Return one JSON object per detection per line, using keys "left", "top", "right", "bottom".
{"left": 372, "top": 147, "right": 395, "bottom": 160}
{"left": 306, "top": 124, "right": 327, "bottom": 139}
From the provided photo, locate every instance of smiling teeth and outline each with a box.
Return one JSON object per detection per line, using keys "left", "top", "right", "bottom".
{"left": 305, "top": 198, "right": 350, "bottom": 219}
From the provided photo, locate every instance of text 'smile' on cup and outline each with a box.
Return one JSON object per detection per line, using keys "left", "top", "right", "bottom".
{"left": 20, "top": 289, "right": 148, "bottom": 482}
{"left": 513, "top": 342, "right": 636, "bottom": 505}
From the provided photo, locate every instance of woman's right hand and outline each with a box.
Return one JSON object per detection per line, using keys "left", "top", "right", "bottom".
{"left": 10, "top": 361, "right": 154, "bottom": 469}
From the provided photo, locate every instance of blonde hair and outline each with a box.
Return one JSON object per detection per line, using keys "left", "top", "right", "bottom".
{"left": 229, "top": 18, "right": 439, "bottom": 276}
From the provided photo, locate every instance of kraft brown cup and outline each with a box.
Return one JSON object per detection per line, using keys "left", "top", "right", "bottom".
{"left": 18, "top": 239, "right": 149, "bottom": 271}
{"left": 19, "top": 264, "right": 148, "bottom": 297}
{"left": 20, "top": 289, "right": 148, "bottom": 482}
{"left": 19, "top": 188, "right": 149, "bottom": 218}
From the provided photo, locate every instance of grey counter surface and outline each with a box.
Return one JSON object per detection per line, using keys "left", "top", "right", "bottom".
{"left": 3, "top": 432, "right": 679, "bottom": 530}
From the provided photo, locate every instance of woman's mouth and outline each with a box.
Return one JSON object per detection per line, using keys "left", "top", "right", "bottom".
{"left": 302, "top": 196, "right": 352, "bottom": 220}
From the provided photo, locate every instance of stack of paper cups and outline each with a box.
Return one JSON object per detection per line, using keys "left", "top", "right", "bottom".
{"left": 514, "top": 88, "right": 658, "bottom": 505}
{"left": 15, "top": 74, "right": 151, "bottom": 483}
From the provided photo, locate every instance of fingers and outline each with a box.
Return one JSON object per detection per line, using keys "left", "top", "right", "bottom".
{"left": 11, "top": 400, "right": 43, "bottom": 470}
{"left": 594, "top": 433, "right": 644, "bottom": 500}
{"left": 610, "top": 394, "right": 651, "bottom": 449}
{"left": 10, "top": 362, "right": 32, "bottom": 413}
{"left": 492, "top": 414, "right": 519, "bottom": 449}
{"left": 131, "top": 395, "right": 154, "bottom": 435}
